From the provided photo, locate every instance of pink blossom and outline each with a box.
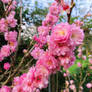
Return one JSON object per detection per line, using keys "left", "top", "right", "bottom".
{"left": 46, "top": 13, "right": 58, "bottom": 24}
{"left": 39, "top": 35, "right": 47, "bottom": 44}
{"left": 86, "top": 83, "right": 92, "bottom": 88}
{"left": 12, "top": 85, "right": 24, "bottom": 92}
{"left": 0, "top": 86, "right": 11, "bottom": 92}
{"left": 0, "top": 54, "right": 4, "bottom": 62}
{"left": 33, "top": 35, "right": 41, "bottom": 43}
{"left": 36, "top": 64, "right": 49, "bottom": 77}
{"left": 58, "top": 52, "right": 76, "bottom": 69}
{"left": 89, "top": 58, "right": 92, "bottom": 64}
{"left": 9, "top": 41, "right": 18, "bottom": 52}
{"left": 51, "top": 23, "right": 71, "bottom": 44}
{"left": 70, "top": 24, "right": 84, "bottom": 46}
{"left": 6, "top": 14, "right": 17, "bottom": 27}
{"left": 38, "top": 26, "right": 49, "bottom": 36}
{"left": 49, "top": 2, "right": 61, "bottom": 15}
{"left": 0, "top": 18, "right": 8, "bottom": 32}
{"left": 1, "top": 0, "right": 11, "bottom": 3}
{"left": 63, "top": 73, "right": 67, "bottom": 77}
{"left": 89, "top": 66, "right": 92, "bottom": 70}
{"left": 4, "top": 31, "right": 17, "bottom": 42}
{"left": 31, "top": 47, "right": 44, "bottom": 60}
{"left": 48, "top": 38, "right": 71, "bottom": 56}
{"left": 77, "top": 52, "right": 82, "bottom": 58}
{"left": 33, "top": 70, "right": 49, "bottom": 89}
{"left": 23, "top": 49, "right": 27, "bottom": 54}
{"left": 0, "top": 45, "right": 10, "bottom": 57}
{"left": 69, "top": 84, "right": 76, "bottom": 90}
{"left": 75, "top": 20, "right": 84, "bottom": 26}
{"left": 13, "top": 77, "right": 20, "bottom": 86}
{"left": 82, "top": 55, "right": 86, "bottom": 60}
{"left": 8, "top": 1, "right": 17, "bottom": 10}
{"left": 13, "top": 73, "right": 27, "bottom": 86}
{"left": 4, "top": 62, "right": 10, "bottom": 70}
{"left": 62, "top": 3, "right": 70, "bottom": 11}
{"left": 37, "top": 51, "right": 60, "bottom": 73}
{"left": 77, "top": 62, "right": 82, "bottom": 67}
{"left": 70, "top": 80, "right": 74, "bottom": 84}
{"left": 42, "top": 14, "right": 58, "bottom": 29}
{"left": 36, "top": 89, "right": 40, "bottom": 92}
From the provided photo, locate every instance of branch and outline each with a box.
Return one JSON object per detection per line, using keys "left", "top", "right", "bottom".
{"left": 67, "top": 0, "right": 75, "bottom": 23}
{"left": 13, "top": 0, "right": 23, "bottom": 63}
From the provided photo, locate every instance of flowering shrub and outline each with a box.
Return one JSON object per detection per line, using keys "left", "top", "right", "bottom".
{"left": 1, "top": 0, "right": 92, "bottom": 92}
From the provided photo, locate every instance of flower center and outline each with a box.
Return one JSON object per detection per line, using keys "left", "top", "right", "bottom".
{"left": 58, "top": 30, "right": 65, "bottom": 36}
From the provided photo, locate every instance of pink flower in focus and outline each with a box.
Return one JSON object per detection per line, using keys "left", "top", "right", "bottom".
{"left": 51, "top": 23, "right": 71, "bottom": 44}
{"left": 4, "top": 31, "right": 17, "bottom": 42}
{"left": 42, "top": 14, "right": 58, "bottom": 29}
{"left": 6, "top": 14, "right": 17, "bottom": 28}
{"left": 4, "top": 62, "right": 10, "bottom": 70}
{"left": 70, "top": 24, "right": 84, "bottom": 46}
{"left": 0, "top": 86, "right": 11, "bottom": 92}
{"left": 33, "top": 70, "right": 49, "bottom": 89}
{"left": 33, "top": 35, "right": 41, "bottom": 43}
{"left": 86, "top": 83, "right": 92, "bottom": 88}
{"left": 36, "top": 64, "right": 49, "bottom": 77}
{"left": 31, "top": 47, "right": 44, "bottom": 60}
{"left": 39, "top": 35, "right": 47, "bottom": 44}
{"left": 12, "top": 85, "right": 24, "bottom": 92}
{"left": 49, "top": 2, "right": 61, "bottom": 15}
{"left": 38, "top": 26, "right": 49, "bottom": 36}
{"left": 37, "top": 51, "right": 60, "bottom": 73}
{"left": 58, "top": 52, "right": 76, "bottom": 69}
{"left": 48, "top": 38, "right": 71, "bottom": 56}
{"left": 0, "top": 18, "right": 8, "bottom": 32}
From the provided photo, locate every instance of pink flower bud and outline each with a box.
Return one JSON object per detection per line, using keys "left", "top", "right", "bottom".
{"left": 23, "top": 49, "right": 27, "bottom": 54}
{"left": 64, "top": 73, "right": 67, "bottom": 77}
{"left": 86, "top": 83, "right": 92, "bottom": 88}
{"left": 77, "top": 62, "right": 82, "bottom": 67}
{"left": 82, "top": 56, "right": 86, "bottom": 60}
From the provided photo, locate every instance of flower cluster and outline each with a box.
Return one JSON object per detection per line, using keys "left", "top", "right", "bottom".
{"left": 0, "top": 0, "right": 17, "bottom": 62}
{"left": 0, "top": 0, "right": 84, "bottom": 92}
